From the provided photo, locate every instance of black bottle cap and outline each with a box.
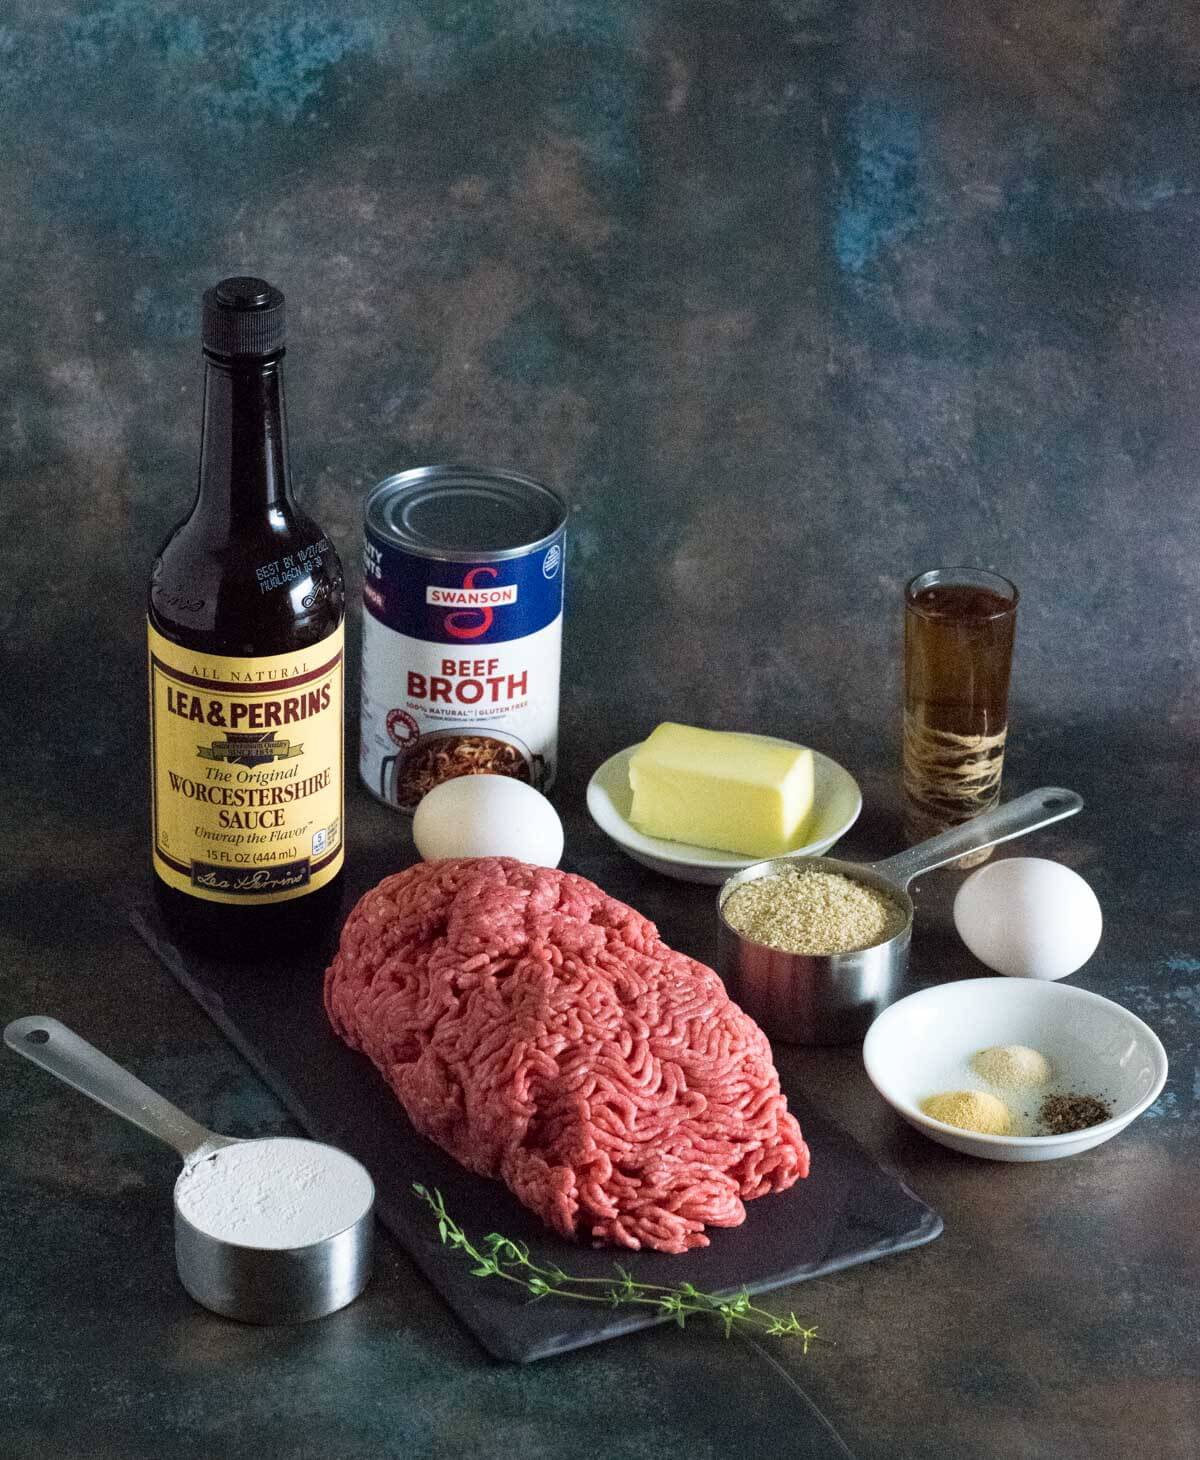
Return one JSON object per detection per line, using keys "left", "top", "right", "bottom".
{"left": 202, "top": 276, "right": 286, "bottom": 358}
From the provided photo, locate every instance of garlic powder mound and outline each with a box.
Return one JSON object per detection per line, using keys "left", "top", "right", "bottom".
{"left": 921, "top": 1089, "right": 1012, "bottom": 1135}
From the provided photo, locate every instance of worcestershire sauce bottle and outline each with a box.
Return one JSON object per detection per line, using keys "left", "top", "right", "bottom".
{"left": 148, "top": 278, "right": 345, "bottom": 958}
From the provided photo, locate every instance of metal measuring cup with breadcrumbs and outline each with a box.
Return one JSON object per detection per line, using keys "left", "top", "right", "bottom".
{"left": 716, "top": 788, "right": 1082, "bottom": 1044}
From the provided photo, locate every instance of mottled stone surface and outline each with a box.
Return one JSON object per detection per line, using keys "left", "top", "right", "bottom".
{"left": 2, "top": 1, "right": 1199, "bottom": 1456}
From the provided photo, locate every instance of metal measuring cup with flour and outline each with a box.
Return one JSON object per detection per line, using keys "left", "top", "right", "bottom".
{"left": 5, "top": 1017, "right": 374, "bottom": 1324}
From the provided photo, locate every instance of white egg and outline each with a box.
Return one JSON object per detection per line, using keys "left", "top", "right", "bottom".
{"left": 412, "top": 775, "right": 565, "bottom": 868}
{"left": 953, "top": 857, "right": 1102, "bottom": 980}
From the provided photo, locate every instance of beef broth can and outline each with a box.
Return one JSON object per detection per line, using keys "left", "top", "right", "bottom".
{"left": 360, "top": 465, "right": 567, "bottom": 812}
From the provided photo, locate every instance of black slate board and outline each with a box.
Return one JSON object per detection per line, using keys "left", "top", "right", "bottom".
{"left": 131, "top": 902, "right": 941, "bottom": 1363}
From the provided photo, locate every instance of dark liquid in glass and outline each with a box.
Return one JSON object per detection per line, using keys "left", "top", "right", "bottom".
{"left": 904, "top": 584, "right": 1016, "bottom": 740}
{"left": 903, "top": 579, "right": 1016, "bottom": 844}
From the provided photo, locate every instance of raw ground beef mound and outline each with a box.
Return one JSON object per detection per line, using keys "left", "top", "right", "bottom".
{"left": 325, "top": 858, "right": 810, "bottom": 1253}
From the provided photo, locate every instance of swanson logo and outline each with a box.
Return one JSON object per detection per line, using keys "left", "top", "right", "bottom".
{"left": 427, "top": 566, "right": 519, "bottom": 640}
{"left": 197, "top": 731, "right": 304, "bottom": 768}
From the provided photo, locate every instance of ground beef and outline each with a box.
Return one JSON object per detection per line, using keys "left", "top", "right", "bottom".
{"left": 325, "top": 858, "right": 810, "bottom": 1253}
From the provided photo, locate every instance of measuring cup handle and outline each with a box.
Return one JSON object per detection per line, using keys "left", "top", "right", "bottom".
{"left": 870, "top": 787, "right": 1084, "bottom": 887}
{"left": 4, "top": 1016, "right": 215, "bottom": 1161}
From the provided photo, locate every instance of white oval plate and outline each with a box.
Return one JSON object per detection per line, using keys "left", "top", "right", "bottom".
{"left": 863, "top": 978, "right": 1168, "bottom": 1162}
{"left": 585, "top": 737, "right": 863, "bottom": 884}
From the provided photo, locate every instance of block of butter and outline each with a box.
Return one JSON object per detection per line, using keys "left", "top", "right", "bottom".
{"left": 628, "top": 723, "right": 815, "bottom": 858}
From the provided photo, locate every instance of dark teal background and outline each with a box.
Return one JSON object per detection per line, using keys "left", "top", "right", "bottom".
{"left": 4, "top": 4, "right": 1199, "bottom": 1457}
{"left": 6, "top": 0, "right": 1198, "bottom": 755}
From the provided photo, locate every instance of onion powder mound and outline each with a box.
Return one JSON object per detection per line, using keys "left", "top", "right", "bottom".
{"left": 970, "top": 1044, "right": 1052, "bottom": 1091}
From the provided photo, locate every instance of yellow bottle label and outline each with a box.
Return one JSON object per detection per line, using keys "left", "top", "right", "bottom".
{"left": 148, "top": 623, "right": 344, "bottom": 904}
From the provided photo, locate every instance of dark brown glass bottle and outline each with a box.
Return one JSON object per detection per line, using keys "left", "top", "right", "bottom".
{"left": 148, "top": 278, "right": 345, "bottom": 960}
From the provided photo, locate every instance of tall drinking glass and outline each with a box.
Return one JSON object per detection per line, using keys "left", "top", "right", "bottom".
{"left": 902, "top": 568, "right": 1018, "bottom": 860}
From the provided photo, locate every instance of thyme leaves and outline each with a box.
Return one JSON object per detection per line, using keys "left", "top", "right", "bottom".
{"left": 413, "top": 1184, "right": 820, "bottom": 1349}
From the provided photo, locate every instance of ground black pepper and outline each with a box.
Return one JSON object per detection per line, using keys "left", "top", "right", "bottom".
{"left": 1037, "top": 1092, "right": 1112, "bottom": 1135}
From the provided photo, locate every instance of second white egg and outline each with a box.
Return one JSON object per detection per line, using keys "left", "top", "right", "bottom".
{"left": 953, "top": 856, "right": 1102, "bottom": 980}
{"left": 412, "top": 774, "right": 565, "bottom": 867}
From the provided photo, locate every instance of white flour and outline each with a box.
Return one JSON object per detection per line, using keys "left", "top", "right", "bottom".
{"left": 175, "top": 1137, "right": 373, "bottom": 1249}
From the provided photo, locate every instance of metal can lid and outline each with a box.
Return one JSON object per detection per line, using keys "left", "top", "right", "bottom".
{"left": 364, "top": 465, "right": 567, "bottom": 563}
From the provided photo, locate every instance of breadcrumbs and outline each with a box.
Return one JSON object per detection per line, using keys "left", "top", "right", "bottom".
{"left": 722, "top": 867, "right": 907, "bottom": 955}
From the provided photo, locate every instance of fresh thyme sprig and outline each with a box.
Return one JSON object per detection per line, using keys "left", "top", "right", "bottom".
{"left": 413, "top": 1183, "right": 821, "bottom": 1348}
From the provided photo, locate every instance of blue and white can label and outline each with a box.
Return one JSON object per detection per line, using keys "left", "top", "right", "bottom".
{"left": 359, "top": 468, "right": 566, "bottom": 812}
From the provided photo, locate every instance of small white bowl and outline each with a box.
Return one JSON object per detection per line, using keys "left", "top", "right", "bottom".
{"left": 862, "top": 978, "right": 1168, "bottom": 1162}
{"left": 585, "top": 737, "right": 862, "bottom": 885}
